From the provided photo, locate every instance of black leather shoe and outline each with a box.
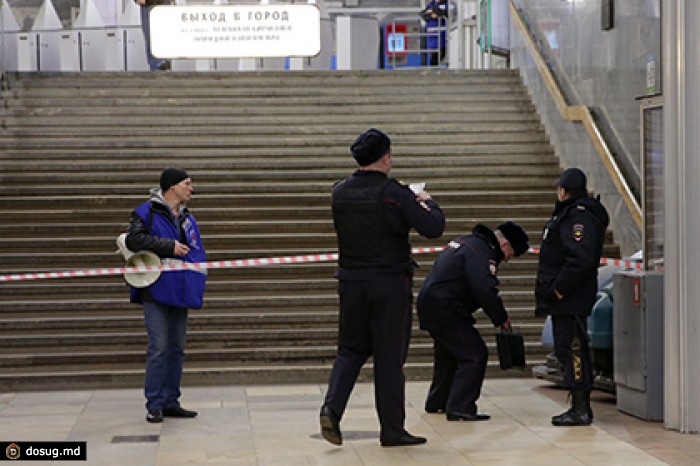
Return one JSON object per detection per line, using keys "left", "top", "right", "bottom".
{"left": 381, "top": 432, "right": 427, "bottom": 447}
{"left": 319, "top": 405, "right": 342, "bottom": 446}
{"left": 425, "top": 406, "right": 445, "bottom": 414}
{"left": 163, "top": 406, "right": 198, "bottom": 418}
{"left": 146, "top": 409, "right": 163, "bottom": 423}
{"left": 446, "top": 412, "right": 490, "bottom": 421}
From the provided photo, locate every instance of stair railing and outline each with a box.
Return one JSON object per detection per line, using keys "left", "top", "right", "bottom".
{"left": 509, "top": 0, "right": 642, "bottom": 229}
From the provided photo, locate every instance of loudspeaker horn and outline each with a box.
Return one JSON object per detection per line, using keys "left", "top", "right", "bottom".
{"left": 124, "top": 251, "right": 162, "bottom": 288}
{"left": 116, "top": 233, "right": 162, "bottom": 288}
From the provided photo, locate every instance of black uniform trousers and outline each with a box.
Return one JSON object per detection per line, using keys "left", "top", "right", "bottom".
{"left": 425, "top": 321, "right": 487, "bottom": 415}
{"left": 552, "top": 315, "right": 593, "bottom": 391}
{"left": 323, "top": 272, "right": 413, "bottom": 442}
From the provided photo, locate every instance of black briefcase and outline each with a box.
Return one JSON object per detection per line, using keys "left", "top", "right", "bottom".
{"left": 496, "top": 328, "right": 526, "bottom": 370}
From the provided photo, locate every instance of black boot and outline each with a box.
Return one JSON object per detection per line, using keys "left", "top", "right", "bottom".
{"left": 551, "top": 390, "right": 593, "bottom": 426}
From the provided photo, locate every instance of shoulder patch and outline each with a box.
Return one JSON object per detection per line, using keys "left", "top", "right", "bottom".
{"left": 573, "top": 223, "right": 585, "bottom": 242}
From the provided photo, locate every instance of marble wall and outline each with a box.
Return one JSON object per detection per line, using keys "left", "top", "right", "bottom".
{"left": 510, "top": 0, "right": 660, "bottom": 255}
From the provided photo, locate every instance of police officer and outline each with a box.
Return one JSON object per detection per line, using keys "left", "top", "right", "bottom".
{"left": 126, "top": 168, "right": 207, "bottom": 423}
{"left": 420, "top": 0, "right": 449, "bottom": 66}
{"left": 535, "top": 168, "right": 609, "bottom": 426}
{"left": 319, "top": 128, "right": 445, "bottom": 447}
{"left": 417, "top": 222, "right": 529, "bottom": 421}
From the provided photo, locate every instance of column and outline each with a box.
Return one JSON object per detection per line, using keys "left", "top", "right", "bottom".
{"left": 662, "top": 0, "right": 700, "bottom": 433}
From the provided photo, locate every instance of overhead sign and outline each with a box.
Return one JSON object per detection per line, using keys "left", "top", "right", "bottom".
{"left": 150, "top": 5, "right": 321, "bottom": 59}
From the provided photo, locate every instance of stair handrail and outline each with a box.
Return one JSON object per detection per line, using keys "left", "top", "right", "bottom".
{"left": 509, "top": 0, "right": 642, "bottom": 229}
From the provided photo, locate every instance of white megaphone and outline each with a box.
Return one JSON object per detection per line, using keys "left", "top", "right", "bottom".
{"left": 116, "top": 233, "right": 162, "bottom": 288}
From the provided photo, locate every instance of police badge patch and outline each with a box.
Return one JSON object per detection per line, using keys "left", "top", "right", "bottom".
{"left": 573, "top": 224, "right": 584, "bottom": 241}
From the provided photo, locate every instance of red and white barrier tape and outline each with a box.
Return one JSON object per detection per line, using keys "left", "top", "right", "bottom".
{"left": 527, "top": 248, "right": 643, "bottom": 270}
{"left": 0, "top": 246, "right": 642, "bottom": 283}
{"left": 0, "top": 247, "right": 446, "bottom": 283}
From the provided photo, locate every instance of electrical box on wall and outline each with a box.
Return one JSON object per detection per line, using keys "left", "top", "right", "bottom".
{"left": 602, "top": 0, "right": 614, "bottom": 30}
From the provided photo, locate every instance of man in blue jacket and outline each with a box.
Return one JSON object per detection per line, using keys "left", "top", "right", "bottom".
{"left": 535, "top": 168, "right": 609, "bottom": 426}
{"left": 417, "top": 222, "right": 529, "bottom": 421}
{"left": 126, "top": 168, "right": 207, "bottom": 423}
{"left": 420, "top": 0, "right": 449, "bottom": 66}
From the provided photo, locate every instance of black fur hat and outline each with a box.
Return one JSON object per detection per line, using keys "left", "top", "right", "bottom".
{"left": 350, "top": 128, "right": 391, "bottom": 166}
{"left": 497, "top": 221, "right": 530, "bottom": 257}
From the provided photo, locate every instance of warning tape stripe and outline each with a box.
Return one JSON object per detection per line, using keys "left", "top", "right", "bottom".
{"left": 0, "top": 246, "right": 642, "bottom": 283}
{"left": 527, "top": 248, "right": 643, "bottom": 269}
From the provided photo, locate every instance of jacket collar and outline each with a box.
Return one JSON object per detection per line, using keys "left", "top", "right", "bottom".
{"left": 471, "top": 223, "right": 504, "bottom": 263}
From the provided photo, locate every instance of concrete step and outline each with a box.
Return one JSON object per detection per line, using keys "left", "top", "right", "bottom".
{"left": 0, "top": 133, "right": 550, "bottom": 150}
{"left": 0, "top": 341, "right": 550, "bottom": 370}
{"left": 0, "top": 274, "right": 537, "bottom": 300}
{"left": 0, "top": 154, "right": 555, "bottom": 173}
{"left": 1, "top": 69, "right": 522, "bottom": 87}
{"left": 0, "top": 190, "right": 558, "bottom": 209}
{"left": 0, "top": 230, "right": 619, "bottom": 257}
{"left": 0, "top": 204, "right": 554, "bottom": 222}
{"left": 0, "top": 360, "right": 542, "bottom": 392}
{"left": 3, "top": 83, "right": 530, "bottom": 98}
{"left": 0, "top": 153, "right": 558, "bottom": 169}
{"left": 1, "top": 112, "right": 542, "bottom": 128}
{"left": 0, "top": 142, "right": 555, "bottom": 159}
{"left": 1, "top": 92, "right": 535, "bottom": 109}
{"left": 0, "top": 217, "right": 552, "bottom": 237}
{"left": 0, "top": 100, "right": 538, "bottom": 118}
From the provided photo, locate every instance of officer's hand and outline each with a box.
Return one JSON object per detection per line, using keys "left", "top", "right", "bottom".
{"left": 501, "top": 318, "right": 512, "bottom": 332}
{"left": 416, "top": 191, "right": 432, "bottom": 201}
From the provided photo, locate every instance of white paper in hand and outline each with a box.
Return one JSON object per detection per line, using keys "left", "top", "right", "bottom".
{"left": 409, "top": 182, "right": 425, "bottom": 194}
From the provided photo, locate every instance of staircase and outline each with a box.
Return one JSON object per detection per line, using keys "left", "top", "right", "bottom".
{"left": 0, "top": 70, "right": 619, "bottom": 391}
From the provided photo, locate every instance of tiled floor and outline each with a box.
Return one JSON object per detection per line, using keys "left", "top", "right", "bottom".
{"left": 1, "top": 378, "right": 699, "bottom": 465}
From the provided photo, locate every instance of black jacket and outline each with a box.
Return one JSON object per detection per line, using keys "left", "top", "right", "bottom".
{"left": 535, "top": 194, "right": 610, "bottom": 317}
{"left": 417, "top": 224, "right": 509, "bottom": 331}
{"left": 332, "top": 170, "right": 445, "bottom": 279}
{"left": 125, "top": 188, "right": 187, "bottom": 258}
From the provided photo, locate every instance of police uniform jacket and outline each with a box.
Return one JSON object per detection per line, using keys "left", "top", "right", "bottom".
{"left": 535, "top": 194, "right": 609, "bottom": 317}
{"left": 126, "top": 188, "right": 207, "bottom": 309}
{"left": 417, "top": 224, "right": 509, "bottom": 331}
{"left": 332, "top": 170, "right": 444, "bottom": 279}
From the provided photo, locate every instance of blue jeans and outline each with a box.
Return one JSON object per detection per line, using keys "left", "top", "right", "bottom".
{"left": 140, "top": 5, "right": 166, "bottom": 70}
{"left": 143, "top": 301, "right": 188, "bottom": 411}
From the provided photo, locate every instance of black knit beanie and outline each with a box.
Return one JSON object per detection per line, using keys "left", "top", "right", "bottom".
{"left": 160, "top": 168, "right": 189, "bottom": 192}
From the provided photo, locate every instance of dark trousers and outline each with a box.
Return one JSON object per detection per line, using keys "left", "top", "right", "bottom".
{"left": 425, "top": 322, "right": 487, "bottom": 414}
{"left": 552, "top": 315, "right": 593, "bottom": 391}
{"left": 428, "top": 48, "right": 446, "bottom": 66}
{"left": 324, "top": 273, "right": 413, "bottom": 442}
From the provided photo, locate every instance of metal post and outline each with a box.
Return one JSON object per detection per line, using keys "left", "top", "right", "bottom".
{"left": 662, "top": 0, "right": 700, "bottom": 433}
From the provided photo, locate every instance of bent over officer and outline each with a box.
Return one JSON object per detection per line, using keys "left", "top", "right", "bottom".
{"left": 535, "top": 168, "right": 609, "bottom": 426}
{"left": 319, "top": 128, "right": 445, "bottom": 447}
{"left": 417, "top": 222, "right": 529, "bottom": 421}
{"left": 126, "top": 168, "right": 207, "bottom": 423}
